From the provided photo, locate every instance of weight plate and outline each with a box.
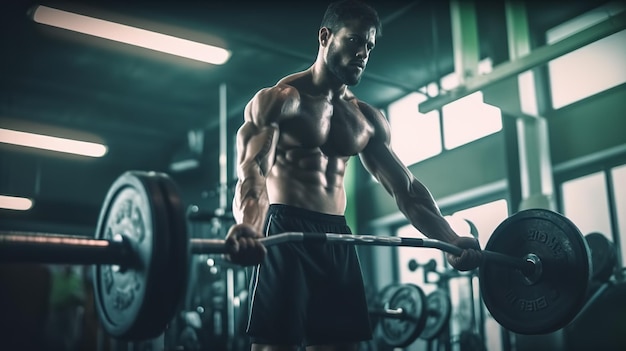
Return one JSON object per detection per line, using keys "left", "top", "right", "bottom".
{"left": 585, "top": 232, "right": 617, "bottom": 283}
{"left": 370, "top": 283, "right": 402, "bottom": 331}
{"left": 380, "top": 284, "right": 427, "bottom": 347}
{"left": 151, "top": 172, "right": 190, "bottom": 335}
{"left": 479, "top": 209, "right": 591, "bottom": 335}
{"left": 93, "top": 171, "right": 175, "bottom": 340}
{"left": 420, "top": 290, "right": 451, "bottom": 340}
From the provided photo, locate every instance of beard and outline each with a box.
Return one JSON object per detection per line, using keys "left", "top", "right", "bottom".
{"left": 327, "top": 42, "right": 362, "bottom": 86}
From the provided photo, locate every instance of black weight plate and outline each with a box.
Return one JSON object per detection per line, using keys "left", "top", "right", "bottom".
{"left": 420, "top": 290, "right": 451, "bottom": 340}
{"left": 152, "top": 172, "right": 190, "bottom": 325}
{"left": 380, "top": 284, "right": 427, "bottom": 347}
{"left": 378, "top": 283, "right": 402, "bottom": 307}
{"left": 585, "top": 232, "right": 617, "bottom": 283}
{"left": 93, "top": 171, "right": 173, "bottom": 340}
{"left": 479, "top": 209, "right": 591, "bottom": 335}
{"left": 150, "top": 172, "right": 191, "bottom": 337}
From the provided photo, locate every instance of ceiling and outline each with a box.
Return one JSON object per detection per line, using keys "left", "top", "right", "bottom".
{"left": 0, "top": 0, "right": 608, "bottom": 234}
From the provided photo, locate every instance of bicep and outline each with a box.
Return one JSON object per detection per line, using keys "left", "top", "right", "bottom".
{"left": 236, "top": 121, "right": 279, "bottom": 179}
{"left": 232, "top": 120, "right": 278, "bottom": 224}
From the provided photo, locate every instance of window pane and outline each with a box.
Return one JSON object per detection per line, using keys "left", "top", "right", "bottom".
{"left": 611, "top": 164, "right": 626, "bottom": 266}
{"left": 452, "top": 199, "right": 509, "bottom": 249}
{"left": 546, "top": 3, "right": 626, "bottom": 109}
{"left": 388, "top": 92, "right": 442, "bottom": 165}
{"left": 561, "top": 172, "right": 612, "bottom": 239}
{"left": 546, "top": 2, "right": 625, "bottom": 44}
{"left": 442, "top": 92, "right": 503, "bottom": 150}
{"left": 548, "top": 30, "right": 626, "bottom": 109}
{"left": 440, "top": 58, "right": 494, "bottom": 92}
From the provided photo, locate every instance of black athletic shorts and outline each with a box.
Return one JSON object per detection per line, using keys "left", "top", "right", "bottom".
{"left": 246, "top": 204, "right": 372, "bottom": 346}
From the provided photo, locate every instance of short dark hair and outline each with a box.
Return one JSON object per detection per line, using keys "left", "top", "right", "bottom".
{"left": 320, "top": 0, "right": 382, "bottom": 37}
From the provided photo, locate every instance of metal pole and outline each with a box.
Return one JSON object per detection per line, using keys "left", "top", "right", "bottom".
{"left": 219, "top": 83, "right": 228, "bottom": 210}
{"left": 218, "top": 82, "right": 236, "bottom": 345}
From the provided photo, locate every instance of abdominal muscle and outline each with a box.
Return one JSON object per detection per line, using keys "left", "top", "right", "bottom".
{"left": 266, "top": 147, "right": 349, "bottom": 215}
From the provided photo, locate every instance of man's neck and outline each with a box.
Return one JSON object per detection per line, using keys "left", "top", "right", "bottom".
{"left": 309, "top": 60, "right": 347, "bottom": 98}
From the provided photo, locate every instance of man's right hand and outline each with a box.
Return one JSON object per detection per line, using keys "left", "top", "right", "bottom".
{"left": 224, "top": 223, "right": 267, "bottom": 266}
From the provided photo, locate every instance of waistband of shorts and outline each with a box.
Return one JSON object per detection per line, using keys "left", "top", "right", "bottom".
{"left": 267, "top": 204, "right": 347, "bottom": 225}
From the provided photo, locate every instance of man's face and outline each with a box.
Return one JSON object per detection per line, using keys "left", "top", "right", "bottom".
{"left": 325, "top": 19, "right": 376, "bottom": 86}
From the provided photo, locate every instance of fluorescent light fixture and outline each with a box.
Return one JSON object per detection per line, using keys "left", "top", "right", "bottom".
{"left": 0, "top": 128, "right": 107, "bottom": 157}
{"left": 170, "top": 158, "right": 199, "bottom": 172}
{"left": 32, "top": 5, "right": 231, "bottom": 65}
{"left": 0, "top": 195, "right": 33, "bottom": 211}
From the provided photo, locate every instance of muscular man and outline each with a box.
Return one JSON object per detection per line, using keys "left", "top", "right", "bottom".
{"left": 225, "top": 1, "right": 481, "bottom": 349}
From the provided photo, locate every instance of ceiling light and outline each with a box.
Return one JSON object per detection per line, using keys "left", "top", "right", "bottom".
{"left": 0, "top": 128, "right": 107, "bottom": 157}
{"left": 170, "top": 158, "right": 199, "bottom": 172}
{"left": 31, "top": 5, "right": 231, "bottom": 65}
{"left": 0, "top": 195, "right": 33, "bottom": 211}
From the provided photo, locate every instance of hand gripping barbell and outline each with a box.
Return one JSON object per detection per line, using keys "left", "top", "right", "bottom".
{"left": 0, "top": 171, "right": 591, "bottom": 340}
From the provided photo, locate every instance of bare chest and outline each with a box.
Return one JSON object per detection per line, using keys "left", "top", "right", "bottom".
{"left": 279, "top": 95, "right": 374, "bottom": 156}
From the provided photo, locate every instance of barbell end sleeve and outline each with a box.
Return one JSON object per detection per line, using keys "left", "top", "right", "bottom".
{"left": 481, "top": 250, "right": 536, "bottom": 274}
{"left": 0, "top": 232, "right": 131, "bottom": 266}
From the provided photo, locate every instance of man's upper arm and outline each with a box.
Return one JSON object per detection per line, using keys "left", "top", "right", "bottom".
{"left": 236, "top": 85, "right": 297, "bottom": 177}
{"left": 232, "top": 89, "right": 279, "bottom": 225}
{"left": 236, "top": 120, "right": 278, "bottom": 179}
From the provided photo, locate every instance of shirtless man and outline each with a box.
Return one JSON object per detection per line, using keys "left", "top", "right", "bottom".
{"left": 225, "top": 1, "right": 481, "bottom": 349}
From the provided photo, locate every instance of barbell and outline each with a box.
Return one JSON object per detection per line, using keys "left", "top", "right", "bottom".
{"left": 369, "top": 284, "right": 452, "bottom": 347}
{"left": 0, "top": 171, "right": 592, "bottom": 340}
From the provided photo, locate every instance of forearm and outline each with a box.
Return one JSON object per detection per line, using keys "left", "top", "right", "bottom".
{"left": 396, "top": 178, "right": 460, "bottom": 243}
{"left": 232, "top": 177, "right": 269, "bottom": 235}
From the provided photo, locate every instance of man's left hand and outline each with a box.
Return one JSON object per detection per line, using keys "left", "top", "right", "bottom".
{"left": 446, "top": 236, "right": 482, "bottom": 271}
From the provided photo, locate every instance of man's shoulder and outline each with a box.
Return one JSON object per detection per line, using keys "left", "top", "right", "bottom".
{"left": 354, "top": 99, "right": 384, "bottom": 121}
{"left": 351, "top": 98, "right": 390, "bottom": 141}
{"left": 244, "top": 83, "right": 301, "bottom": 126}
{"left": 254, "top": 83, "right": 300, "bottom": 103}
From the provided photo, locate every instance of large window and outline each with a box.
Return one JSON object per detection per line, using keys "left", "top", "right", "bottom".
{"left": 388, "top": 59, "right": 502, "bottom": 166}
{"left": 388, "top": 92, "right": 441, "bottom": 165}
{"left": 561, "top": 172, "right": 612, "bottom": 237}
{"left": 442, "top": 92, "right": 502, "bottom": 150}
{"left": 546, "top": 2, "right": 626, "bottom": 109}
{"left": 560, "top": 163, "right": 626, "bottom": 265}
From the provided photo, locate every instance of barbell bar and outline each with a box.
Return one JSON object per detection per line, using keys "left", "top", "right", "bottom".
{"left": 1, "top": 231, "right": 533, "bottom": 273}
{"left": 0, "top": 170, "right": 592, "bottom": 340}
